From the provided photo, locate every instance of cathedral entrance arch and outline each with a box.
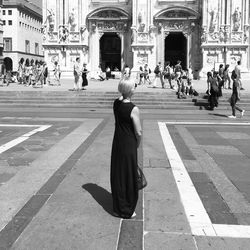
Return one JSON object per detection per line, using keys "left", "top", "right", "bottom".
{"left": 154, "top": 6, "right": 199, "bottom": 73}
{"left": 165, "top": 33, "right": 187, "bottom": 69}
{"left": 87, "top": 8, "right": 130, "bottom": 73}
{"left": 100, "top": 33, "right": 121, "bottom": 71}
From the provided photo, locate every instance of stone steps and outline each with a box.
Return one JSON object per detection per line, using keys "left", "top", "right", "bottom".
{"left": 0, "top": 91, "right": 250, "bottom": 110}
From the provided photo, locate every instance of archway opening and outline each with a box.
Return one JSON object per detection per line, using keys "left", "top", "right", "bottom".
{"left": 100, "top": 33, "right": 121, "bottom": 71}
{"left": 165, "top": 32, "right": 187, "bottom": 69}
{"left": 4, "top": 57, "right": 13, "bottom": 72}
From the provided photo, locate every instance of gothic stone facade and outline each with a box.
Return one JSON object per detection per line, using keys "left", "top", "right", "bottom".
{"left": 42, "top": 0, "right": 250, "bottom": 78}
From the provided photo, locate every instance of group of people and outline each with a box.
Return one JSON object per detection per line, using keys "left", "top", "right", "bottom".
{"left": 73, "top": 57, "right": 89, "bottom": 91}
{"left": 206, "top": 60, "right": 245, "bottom": 118}
{"left": 16, "top": 58, "right": 61, "bottom": 87}
{"left": 17, "top": 58, "right": 48, "bottom": 87}
{"left": 137, "top": 61, "right": 196, "bottom": 98}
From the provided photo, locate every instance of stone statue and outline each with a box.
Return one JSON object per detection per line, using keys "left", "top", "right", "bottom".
{"left": 209, "top": 8, "right": 218, "bottom": 33}
{"left": 68, "top": 8, "right": 77, "bottom": 32}
{"left": 138, "top": 11, "right": 145, "bottom": 32}
{"left": 201, "top": 28, "right": 208, "bottom": 43}
{"left": 131, "top": 26, "right": 137, "bottom": 44}
{"left": 232, "top": 7, "right": 241, "bottom": 31}
{"left": 80, "top": 25, "right": 88, "bottom": 42}
{"left": 44, "top": 9, "right": 55, "bottom": 33}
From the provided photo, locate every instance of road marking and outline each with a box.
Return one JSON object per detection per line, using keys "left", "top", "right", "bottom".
{"left": 0, "top": 124, "right": 51, "bottom": 154}
{"left": 163, "top": 121, "right": 250, "bottom": 126}
{"left": 158, "top": 122, "right": 250, "bottom": 238}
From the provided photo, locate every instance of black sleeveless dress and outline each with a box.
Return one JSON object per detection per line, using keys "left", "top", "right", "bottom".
{"left": 111, "top": 98, "right": 138, "bottom": 218}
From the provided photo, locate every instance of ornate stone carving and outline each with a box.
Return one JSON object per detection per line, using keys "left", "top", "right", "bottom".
{"left": 69, "top": 32, "right": 80, "bottom": 42}
{"left": 162, "top": 10, "right": 191, "bottom": 19}
{"left": 207, "top": 54, "right": 217, "bottom": 66}
{"left": 201, "top": 27, "right": 208, "bottom": 43}
{"left": 224, "top": 25, "right": 230, "bottom": 42}
{"left": 96, "top": 21, "right": 127, "bottom": 32}
{"left": 219, "top": 27, "right": 225, "bottom": 42}
{"left": 58, "top": 25, "right": 69, "bottom": 43}
{"left": 232, "top": 7, "right": 241, "bottom": 32}
{"left": 231, "top": 32, "right": 243, "bottom": 42}
{"left": 209, "top": 32, "right": 219, "bottom": 41}
{"left": 137, "top": 53, "right": 148, "bottom": 65}
{"left": 137, "top": 32, "right": 149, "bottom": 43}
{"left": 93, "top": 10, "right": 126, "bottom": 19}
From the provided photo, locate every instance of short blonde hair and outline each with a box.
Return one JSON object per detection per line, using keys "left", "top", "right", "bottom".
{"left": 118, "top": 77, "right": 135, "bottom": 97}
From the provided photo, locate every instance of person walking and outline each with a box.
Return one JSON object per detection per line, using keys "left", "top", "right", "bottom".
{"left": 207, "top": 71, "right": 219, "bottom": 110}
{"left": 234, "top": 60, "right": 244, "bottom": 90}
{"left": 73, "top": 57, "right": 81, "bottom": 90}
{"left": 223, "top": 64, "right": 231, "bottom": 89}
{"left": 163, "top": 61, "right": 172, "bottom": 89}
{"left": 228, "top": 70, "right": 245, "bottom": 118}
{"left": 53, "top": 61, "right": 61, "bottom": 85}
{"left": 81, "top": 63, "right": 89, "bottom": 90}
{"left": 111, "top": 78, "right": 142, "bottom": 219}
{"left": 143, "top": 64, "right": 151, "bottom": 84}
{"left": 123, "top": 64, "right": 131, "bottom": 78}
{"left": 152, "top": 62, "right": 163, "bottom": 88}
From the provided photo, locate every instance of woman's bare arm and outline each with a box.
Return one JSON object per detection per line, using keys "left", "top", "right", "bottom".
{"left": 131, "top": 106, "right": 142, "bottom": 148}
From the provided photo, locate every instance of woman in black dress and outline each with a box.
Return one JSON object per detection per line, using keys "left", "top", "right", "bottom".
{"left": 81, "top": 63, "right": 88, "bottom": 90}
{"left": 111, "top": 78, "right": 142, "bottom": 219}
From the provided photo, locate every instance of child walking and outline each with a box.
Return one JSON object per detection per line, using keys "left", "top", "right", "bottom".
{"left": 228, "top": 70, "right": 245, "bottom": 119}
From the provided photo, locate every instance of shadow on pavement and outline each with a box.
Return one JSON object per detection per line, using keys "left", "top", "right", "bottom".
{"left": 82, "top": 183, "right": 113, "bottom": 215}
{"left": 209, "top": 113, "right": 229, "bottom": 118}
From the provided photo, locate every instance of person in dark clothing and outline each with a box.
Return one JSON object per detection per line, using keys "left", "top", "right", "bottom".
{"left": 207, "top": 71, "right": 219, "bottom": 110}
{"left": 110, "top": 78, "right": 142, "bottom": 219}
{"left": 81, "top": 63, "right": 89, "bottom": 90}
{"left": 228, "top": 70, "right": 245, "bottom": 118}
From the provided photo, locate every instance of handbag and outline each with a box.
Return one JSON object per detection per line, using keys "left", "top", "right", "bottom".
{"left": 137, "top": 166, "right": 147, "bottom": 190}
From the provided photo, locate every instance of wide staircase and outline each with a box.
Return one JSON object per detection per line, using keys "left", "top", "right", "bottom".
{"left": 0, "top": 90, "right": 250, "bottom": 111}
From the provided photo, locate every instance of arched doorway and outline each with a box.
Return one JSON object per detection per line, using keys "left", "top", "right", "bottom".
{"left": 100, "top": 33, "right": 121, "bottom": 71}
{"left": 165, "top": 33, "right": 187, "bottom": 69}
{"left": 4, "top": 57, "right": 13, "bottom": 72}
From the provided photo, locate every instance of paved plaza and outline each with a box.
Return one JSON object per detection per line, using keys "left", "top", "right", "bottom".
{"left": 0, "top": 78, "right": 250, "bottom": 249}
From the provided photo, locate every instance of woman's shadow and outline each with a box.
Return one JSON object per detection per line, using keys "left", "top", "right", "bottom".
{"left": 82, "top": 183, "right": 113, "bottom": 215}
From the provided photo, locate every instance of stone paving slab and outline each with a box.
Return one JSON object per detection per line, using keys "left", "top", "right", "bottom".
{"left": 144, "top": 233, "right": 196, "bottom": 250}
{"left": 0, "top": 119, "right": 102, "bottom": 232}
{"left": 195, "top": 236, "right": 250, "bottom": 250}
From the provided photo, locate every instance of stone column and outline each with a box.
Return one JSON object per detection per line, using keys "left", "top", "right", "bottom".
{"left": 118, "top": 33, "right": 124, "bottom": 70}
{"left": 89, "top": 28, "right": 100, "bottom": 75}
{"left": 202, "top": 0, "right": 208, "bottom": 27}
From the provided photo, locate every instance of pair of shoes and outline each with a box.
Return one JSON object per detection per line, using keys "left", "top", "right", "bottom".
{"left": 240, "top": 87, "right": 245, "bottom": 90}
{"left": 228, "top": 87, "right": 232, "bottom": 89}
{"left": 241, "top": 110, "right": 245, "bottom": 117}
{"left": 228, "top": 115, "right": 236, "bottom": 119}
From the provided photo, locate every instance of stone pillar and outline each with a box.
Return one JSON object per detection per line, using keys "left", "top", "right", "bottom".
{"left": 118, "top": 33, "right": 124, "bottom": 70}
{"left": 89, "top": 28, "right": 100, "bottom": 76}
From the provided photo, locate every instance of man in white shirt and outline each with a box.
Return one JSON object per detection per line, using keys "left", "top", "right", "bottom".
{"left": 234, "top": 60, "right": 244, "bottom": 90}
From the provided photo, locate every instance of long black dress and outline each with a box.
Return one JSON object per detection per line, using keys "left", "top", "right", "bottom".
{"left": 111, "top": 98, "right": 138, "bottom": 218}
{"left": 82, "top": 68, "right": 88, "bottom": 88}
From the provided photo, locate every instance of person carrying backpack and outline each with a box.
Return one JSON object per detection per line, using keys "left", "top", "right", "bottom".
{"left": 153, "top": 62, "right": 163, "bottom": 88}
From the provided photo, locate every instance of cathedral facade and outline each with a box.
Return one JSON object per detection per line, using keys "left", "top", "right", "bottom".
{"left": 42, "top": 0, "right": 250, "bottom": 79}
